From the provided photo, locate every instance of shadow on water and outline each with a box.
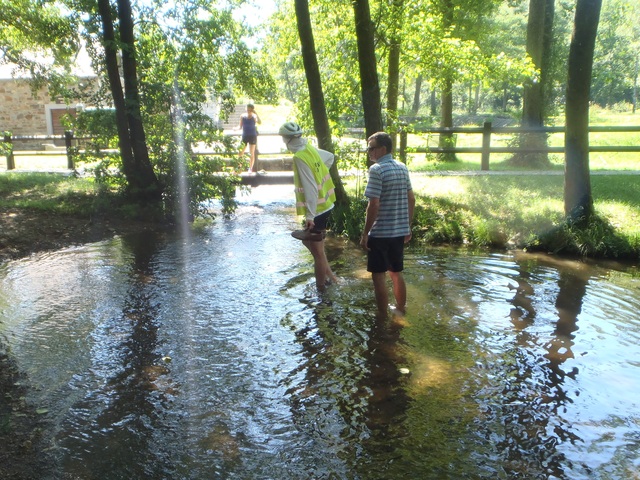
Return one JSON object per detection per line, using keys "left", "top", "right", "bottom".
{"left": 56, "top": 231, "right": 177, "bottom": 478}
{"left": 1, "top": 185, "right": 639, "bottom": 479}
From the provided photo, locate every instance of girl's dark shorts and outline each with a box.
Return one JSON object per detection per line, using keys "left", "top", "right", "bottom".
{"left": 242, "top": 135, "right": 257, "bottom": 145}
{"left": 311, "top": 210, "right": 331, "bottom": 233}
{"left": 366, "top": 236, "right": 405, "bottom": 273}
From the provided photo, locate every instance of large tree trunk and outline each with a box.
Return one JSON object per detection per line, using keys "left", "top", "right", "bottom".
{"left": 437, "top": 0, "right": 455, "bottom": 161}
{"left": 116, "top": 0, "right": 161, "bottom": 201}
{"left": 294, "top": 0, "right": 347, "bottom": 205}
{"left": 564, "top": 0, "right": 602, "bottom": 220}
{"left": 385, "top": 0, "right": 403, "bottom": 152}
{"left": 523, "top": 0, "right": 546, "bottom": 128}
{"left": 438, "top": 76, "right": 455, "bottom": 161}
{"left": 542, "top": 0, "right": 555, "bottom": 111}
{"left": 515, "top": 0, "right": 554, "bottom": 168}
{"left": 352, "top": 0, "right": 383, "bottom": 144}
{"left": 97, "top": 0, "right": 135, "bottom": 180}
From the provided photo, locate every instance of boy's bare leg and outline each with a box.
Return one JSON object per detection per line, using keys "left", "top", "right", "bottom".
{"left": 388, "top": 271, "right": 406, "bottom": 313}
{"left": 372, "top": 272, "right": 389, "bottom": 314}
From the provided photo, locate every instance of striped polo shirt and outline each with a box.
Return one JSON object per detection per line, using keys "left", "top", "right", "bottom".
{"left": 364, "top": 153, "right": 412, "bottom": 238}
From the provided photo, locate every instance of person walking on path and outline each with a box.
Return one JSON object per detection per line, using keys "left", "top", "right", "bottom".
{"left": 360, "top": 131, "right": 415, "bottom": 315}
{"left": 279, "top": 122, "right": 338, "bottom": 291}
{"left": 237, "top": 104, "right": 261, "bottom": 172}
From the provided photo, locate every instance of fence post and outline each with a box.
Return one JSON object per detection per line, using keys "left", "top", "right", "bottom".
{"left": 399, "top": 127, "right": 408, "bottom": 164}
{"left": 481, "top": 121, "right": 491, "bottom": 171}
{"left": 64, "top": 131, "right": 75, "bottom": 170}
{"left": 4, "top": 133, "right": 15, "bottom": 170}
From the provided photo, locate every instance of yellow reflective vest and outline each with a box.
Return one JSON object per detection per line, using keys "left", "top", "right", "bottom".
{"left": 292, "top": 143, "right": 336, "bottom": 217}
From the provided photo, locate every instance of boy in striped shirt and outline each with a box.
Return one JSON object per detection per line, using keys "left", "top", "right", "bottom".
{"left": 360, "top": 132, "right": 415, "bottom": 315}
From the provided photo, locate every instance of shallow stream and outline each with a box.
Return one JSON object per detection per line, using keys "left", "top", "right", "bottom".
{"left": 1, "top": 185, "right": 639, "bottom": 479}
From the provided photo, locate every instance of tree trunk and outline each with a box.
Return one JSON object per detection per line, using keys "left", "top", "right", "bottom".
{"left": 411, "top": 75, "right": 423, "bottom": 116}
{"left": 97, "top": 0, "right": 135, "bottom": 181}
{"left": 523, "top": 0, "right": 545, "bottom": 128}
{"left": 437, "top": 0, "right": 455, "bottom": 161}
{"left": 634, "top": 56, "right": 638, "bottom": 114}
{"left": 516, "top": 0, "right": 553, "bottom": 168}
{"left": 116, "top": 0, "right": 161, "bottom": 201}
{"left": 430, "top": 87, "right": 437, "bottom": 116}
{"left": 542, "top": 0, "right": 556, "bottom": 112}
{"left": 385, "top": 0, "right": 403, "bottom": 153}
{"left": 386, "top": 37, "right": 401, "bottom": 151}
{"left": 564, "top": 0, "right": 602, "bottom": 220}
{"left": 352, "top": 0, "right": 383, "bottom": 143}
{"left": 438, "top": 76, "right": 455, "bottom": 161}
{"left": 294, "top": 0, "right": 347, "bottom": 205}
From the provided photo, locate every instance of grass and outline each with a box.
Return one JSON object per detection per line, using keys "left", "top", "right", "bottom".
{"left": 0, "top": 172, "right": 113, "bottom": 215}
{"left": 404, "top": 107, "right": 640, "bottom": 173}
{"left": 2, "top": 168, "right": 639, "bottom": 259}
{"left": 340, "top": 172, "right": 640, "bottom": 259}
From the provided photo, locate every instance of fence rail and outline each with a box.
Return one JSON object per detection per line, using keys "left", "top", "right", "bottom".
{"left": 397, "top": 123, "right": 640, "bottom": 169}
{"left": 3, "top": 124, "right": 640, "bottom": 172}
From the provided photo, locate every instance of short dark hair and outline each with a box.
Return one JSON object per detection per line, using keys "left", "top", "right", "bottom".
{"left": 368, "top": 131, "right": 392, "bottom": 154}
{"left": 247, "top": 103, "right": 255, "bottom": 109}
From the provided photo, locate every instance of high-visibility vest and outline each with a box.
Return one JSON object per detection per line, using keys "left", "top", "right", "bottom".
{"left": 292, "top": 144, "right": 336, "bottom": 217}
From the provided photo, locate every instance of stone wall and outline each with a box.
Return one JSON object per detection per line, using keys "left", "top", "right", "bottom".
{"left": 0, "top": 78, "right": 84, "bottom": 150}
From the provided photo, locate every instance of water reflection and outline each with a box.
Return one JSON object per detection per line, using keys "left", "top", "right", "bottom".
{"left": 0, "top": 186, "right": 639, "bottom": 479}
{"left": 57, "top": 231, "right": 177, "bottom": 478}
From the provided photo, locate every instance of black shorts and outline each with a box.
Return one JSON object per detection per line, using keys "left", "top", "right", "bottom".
{"left": 366, "top": 236, "right": 405, "bottom": 273}
{"left": 311, "top": 210, "right": 331, "bottom": 233}
{"left": 242, "top": 135, "right": 257, "bottom": 145}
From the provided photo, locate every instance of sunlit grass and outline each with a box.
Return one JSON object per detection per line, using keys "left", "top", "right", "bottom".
{"left": 343, "top": 172, "right": 640, "bottom": 257}
{"left": 405, "top": 110, "right": 640, "bottom": 173}
{"left": 0, "top": 172, "right": 109, "bottom": 215}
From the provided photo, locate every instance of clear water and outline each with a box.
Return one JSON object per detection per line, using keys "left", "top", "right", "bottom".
{"left": 1, "top": 185, "right": 639, "bottom": 479}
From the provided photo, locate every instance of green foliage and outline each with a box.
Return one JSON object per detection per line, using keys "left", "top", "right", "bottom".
{"left": 0, "top": 0, "right": 82, "bottom": 97}
{"left": 341, "top": 171, "right": 640, "bottom": 259}
{"left": 263, "top": 1, "right": 364, "bottom": 129}
{"left": 17, "top": 0, "right": 279, "bottom": 221}
{"left": 83, "top": 153, "right": 128, "bottom": 192}
{"left": 334, "top": 140, "right": 368, "bottom": 177}
{"left": 528, "top": 213, "right": 635, "bottom": 258}
{"left": 591, "top": 0, "right": 640, "bottom": 107}
{"left": 328, "top": 196, "right": 367, "bottom": 241}
{"left": 156, "top": 153, "right": 240, "bottom": 220}
{"left": 0, "top": 133, "right": 12, "bottom": 158}
{"left": 73, "top": 108, "right": 119, "bottom": 151}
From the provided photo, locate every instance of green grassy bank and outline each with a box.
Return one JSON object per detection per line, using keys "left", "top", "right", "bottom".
{"left": 337, "top": 172, "right": 640, "bottom": 259}
{"left": 2, "top": 169, "right": 640, "bottom": 260}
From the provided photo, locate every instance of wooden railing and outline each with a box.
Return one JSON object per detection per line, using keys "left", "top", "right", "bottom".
{"left": 0, "top": 131, "right": 292, "bottom": 172}
{"left": 2, "top": 131, "right": 85, "bottom": 170}
{"left": 396, "top": 123, "right": 640, "bottom": 169}
{"left": 3, "top": 124, "right": 640, "bottom": 171}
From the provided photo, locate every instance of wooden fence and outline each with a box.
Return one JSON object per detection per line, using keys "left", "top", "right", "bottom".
{"left": 3, "top": 124, "right": 640, "bottom": 171}
{"left": 397, "top": 123, "right": 640, "bottom": 169}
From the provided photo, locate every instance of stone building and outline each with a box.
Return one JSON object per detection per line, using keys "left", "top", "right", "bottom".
{"left": 0, "top": 62, "right": 94, "bottom": 150}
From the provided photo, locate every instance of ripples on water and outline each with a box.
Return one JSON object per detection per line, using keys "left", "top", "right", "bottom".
{"left": 1, "top": 185, "right": 639, "bottom": 479}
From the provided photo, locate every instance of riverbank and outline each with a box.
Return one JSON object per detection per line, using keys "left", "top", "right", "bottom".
{"left": 0, "top": 207, "right": 161, "bottom": 264}
{"left": 3, "top": 170, "right": 640, "bottom": 263}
